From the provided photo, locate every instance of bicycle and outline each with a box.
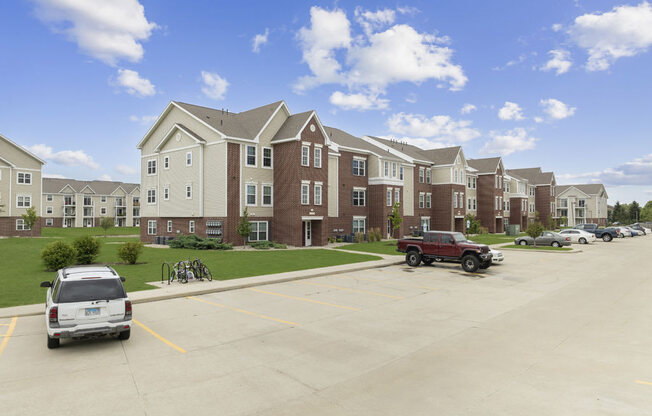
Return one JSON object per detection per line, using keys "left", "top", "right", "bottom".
{"left": 169, "top": 259, "right": 212, "bottom": 283}
{"left": 190, "top": 258, "right": 212, "bottom": 281}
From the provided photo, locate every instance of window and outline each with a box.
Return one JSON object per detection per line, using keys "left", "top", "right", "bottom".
{"left": 473, "top": 177, "right": 477, "bottom": 189}
{"left": 460, "top": 194, "right": 464, "bottom": 209}
{"left": 101, "top": 196, "right": 107, "bottom": 203}
{"left": 301, "top": 145, "right": 310, "bottom": 166}
{"left": 419, "top": 168, "right": 425, "bottom": 183}
{"left": 473, "top": 198, "right": 477, "bottom": 210}
{"left": 147, "top": 189, "right": 156, "bottom": 204}
{"left": 246, "top": 145, "right": 256, "bottom": 167}
{"left": 189, "top": 220, "right": 195, "bottom": 233}
{"left": 262, "top": 147, "right": 272, "bottom": 168}
{"left": 167, "top": 220, "right": 172, "bottom": 233}
{"left": 505, "top": 182, "right": 511, "bottom": 193}
{"left": 186, "top": 152, "right": 192, "bottom": 166}
{"left": 83, "top": 196, "right": 92, "bottom": 206}
{"left": 395, "top": 189, "right": 400, "bottom": 204}
{"left": 392, "top": 163, "right": 397, "bottom": 178}
{"left": 530, "top": 187, "right": 535, "bottom": 196}
{"left": 578, "top": 199, "right": 586, "bottom": 207}
{"left": 467, "top": 176, "right": 472, "bottom": 188}
{"left": 426, "top": 169, "right": 431, "bottom": 184}
{"left": 246, "top": 184, "right": 257, "bottom": 206}
{"left": 499, "top": 197, "right": 503, "bottom": 210}
{"left": 17, "top": 172, "right": 32, "bottom": 184}
{"left": 441, "top": 234, "right": 454, "bottom": 245}
{"left": 46, "top": 206, "right": 53, "bottom": 214}
{"left": 186, "top": 184, "right": 192, "bottom": 199}
{"left": 495, "top": 196, "right": 499, "bottom": 210}
{"left": 399, "top": 166, "right": 404, "bottom": 180}
{"left": 16, "top": 219, "right": 30, "bottom": 231}
{"left": 495, "top": 176, "right": 498, "bottom": 188}
{"left": 352, "top": 189, "right": 366, "bottom": 206}
{"left": 147, "top": 159, "right": 156, "bottom": 175}
{"left": 454, "top": 192, "right": 458, "bottom": 208}
{"left": 301, "top": 183, "right": 309, "bottom": 205}
{"left": 250, "top": 221, "right": 268, "bottom": 241}
{"left": 454, "top": 169, "right": 458, "bottom": 183}
{"left": 468, "top": 198, "right": 472, "bottom": 209}
{"left": 386, "top": 189, "right": 392, "bottom": 206}
{"left": 262, "top": 185, "right": 273, "bottom": 206}
{"left": 147, "top": 220, "right": 157, "bottom": 235}
{"left": 559, "top": 198, "right": 568, "bottom": 208}
{"left": 530, "top": 203, "right": 535, "bottom": 213}
{"left": 16, "top": 195, "right": 31, "bottom": 207}
{"left": 420, "top": 217, "right": 430, "bottom": 231}
{"left": 419, "top": 193, "right": 425, "bottom": 209}
{"left": 314, "top": 147, "right": 322, "bottom": 168}
{"left": 314, "top": 184, "right": 322, "bottom": 205}
{"left": 384, "top": 161, "right": 389, "bottom": 177}
{"left": 353, "top": 218, "right": 366, "bottom": 234}
{"left": 45, "top": 218, "right": 53, "bottom": 226}
{"left": 164, "top": 156, "right": 170, "bottom": 169}
{"left": 101, "top": 207, "right": 107, "bottom": 215}
{"left": 163, "top": 187, "right": 169, "bottom": 200}
{"left": 499, "top": 176, "right": 502, "bottom": 189}
{"left": 46, "top": 194, "right": 53, "bottom": 202}
{"left": 352, "top": 159, "right": 365, "bottom": 176}
{"left": 426, "top": 193, "right": 432, "bottom": 208}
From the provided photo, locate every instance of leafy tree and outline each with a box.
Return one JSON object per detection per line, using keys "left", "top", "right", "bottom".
{"left": 611, "top": 202, "right": 624, "bottom": 223}
{"left": 558, "top": 216, "right": 568, "bottom": 227}
{"left": 236, "top": 207, "right": 252, "bottom": 247}
{"left": 464, "top": 214, "right": 481, "bottom": 234}
{"left": 525, "top": 222, "right": 544, "bottom": 247}
{"left": 100, "top": 216, "right": 114, "bottom": 237}
{"left": 389, "top": 202, "right": 403, "bottom": 239}
{"left": 629, "top": 201, "right": 641, "bottom": 223}
{"left": 74, "top": 236, "right": 100, "bottom": 264}
{"left": 640, "top": 201, "right": 652, "bottom": 222}
{"left": 21, "top": 207, "right": 39, "bottom": 236}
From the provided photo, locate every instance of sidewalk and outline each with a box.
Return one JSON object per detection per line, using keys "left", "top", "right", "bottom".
{"left": 0, "top": 254, "right": 404, "bottom": 319}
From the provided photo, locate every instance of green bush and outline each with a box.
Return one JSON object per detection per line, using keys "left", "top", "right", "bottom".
{"left": 73, "top": 236, "right": 100, "bottom": 264}
{"left": 41, "top": 241, "right": 77, "bottom": 271}
{"left": 465, "top": 214, "right": 481, "bottom": 234}
{"left": 336, "top": 238, "right": 343, "bottom": 243}
{"left": 368, "top": 231, "right": 377, "bottom": 242}
{"left": 328, "top": 236, "right": 335, "bottom": 243}
{"left": 250, "top": 240, "right": 287, "bottom": 250}
{"left": 354, "top": 232, "right": 365, "bottom": 243}
{"left": 168, "top": 235, "right": 232, "bottom": 250}
{"left": 375, "top": 227, "right": 383, "bottom": 241}
{"left": 118, "top": 242, "right": 144, "bottom": 264}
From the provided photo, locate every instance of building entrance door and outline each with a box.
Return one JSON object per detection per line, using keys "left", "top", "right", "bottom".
{"left": 304, "top": 221, "right": 312, "bottom": 246}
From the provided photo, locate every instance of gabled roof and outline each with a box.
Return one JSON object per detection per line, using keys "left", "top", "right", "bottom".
{"left": 468, "top": 157, "right": 502, "bottom": 174}
{"left": 420, "top": 146, "right": 462, "bottom": 166}
{"left": 506, "top": 171, "right": 528, "bottom": 182}
{"left": 507, "top": 168, "right": 542, "bottom": 183}
{"left": 557, "top": 184, "right": 607, "bottom": 196}
{"left": 325, "top": 126, "right": 402, "bottom": 161}
{"left": 364, "top": 136, "right": 431, "bottom": 164}
{"left": 154, "top": 123, "right": 206, "bottom": 152}
{"left": 43, "top": 178, "right": 140, "bottom": 195}
{"left": 271, "top": 111, "right": 314, "bottom": 142}
{"left": 555, "top": 185, "right": 591, "bottom": 198}
{"left": 0, "top": 133, "right": 46, "bottom": 165}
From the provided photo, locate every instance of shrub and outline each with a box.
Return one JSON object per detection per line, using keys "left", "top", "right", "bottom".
{"left": 478, "top": 226, "right": 489, "bottom": 234}
{"left": 375, "top": 227, "right": 383, "bottom": 241}
{"left": 250, "top": 241, "right": 287, "bottom": 250}
{"left": 368, "top": 231, "right": 376, "bottom": 243}
{"left": 336, "top": 238, "right": 343, "bottom": 243}
{"left": 118, "top": 242, "right": 144, "bottom": 264}
{"left": 354, "top": 232, "right": 365, "bottom": 243}
{"left": 74, "top": 236, "right": 100, "bottom": 264}
{"left": 168, "top": 235, "right": 232, "bottom": 250}
{"left": 41, "top": 241, "right": 77, "bottom": 271}
{"left": 465, "top": 214, "right": 481, "bottom": 234}
{"left": 525, "top": 222, "right": 545, "bottom": 246}
{"left": 328, "top": 236, "right": 335, "bottom": 243}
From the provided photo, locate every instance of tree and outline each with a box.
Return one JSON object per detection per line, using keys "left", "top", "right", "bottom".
{"left": 21, "top": 207, "right": 39, "bottom": 236}
{"left": 236, "top": 207, "right": 252, "bottom": 247}
{"left": 640, "top": 201, "right": 652, "bottom": 222}
{"left": 525, "top": 222, "right": 544, "bottom": 247}
{"left": 388, "top": 202, "right": 403, "bottom": 239}
{"left": 629, "top": 201, "right": 641, "bottom": 223}
{"left": 558, "top": 216, "right": 568, "bottom": 228}
{"left": 464, "top": 214, "right": 481, "bottom": 234}
{"left": 100, "top": 217, "right": 114, "bottom": 237}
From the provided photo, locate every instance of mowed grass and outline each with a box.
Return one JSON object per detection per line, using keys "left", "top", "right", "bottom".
{"left": 502, "top": 244, "right": 572, "bottom": 251}
{"left": 0, "top": 236, "right": 380, "bottom": 308}
{"left": 467, "top": 233, "right": 525, "bottom": 245}
{"left": 336, "top": 240, "right": 402, "bottom": 256}
{"left": 41, "top": 226, "right": 140, "bottom": 238}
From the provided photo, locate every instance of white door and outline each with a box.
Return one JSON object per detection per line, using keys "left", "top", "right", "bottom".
{"left": 304, "top": 221, "right": 312, "bottom": 246}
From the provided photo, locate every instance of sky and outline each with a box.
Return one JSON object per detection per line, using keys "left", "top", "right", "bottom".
{"left": 0, "top": 0, "right": 650, "bottom": 204}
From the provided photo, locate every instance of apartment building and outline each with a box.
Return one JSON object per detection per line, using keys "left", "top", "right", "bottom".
{"left": 503, "top": 171, "right": 533, "bottom": 230}
{"left": 555, "top": 184, "right": 608, "bottom": 226}
{"left": 507, "top": 168, "right": 557, "bottom": 226}
{"left": 467, "top": 157, "right": 506, "bottom": 233}
{"left": 0, "top": 133, "right": 45, "bottom": 236}
{"left": 42, "top": 178, "right": 140, "bottom": 228}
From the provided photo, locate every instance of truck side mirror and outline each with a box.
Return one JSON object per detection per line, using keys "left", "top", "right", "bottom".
{"left": 40, "top": 281, "right": 52, "bottom": 288}
{"left": 120, "top": 277, "right": 126, "bottom": 282}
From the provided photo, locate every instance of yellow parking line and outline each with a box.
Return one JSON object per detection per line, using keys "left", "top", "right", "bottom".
{"left": 248, "top": 288, "right": 360, "bottom": 311}
{"left": 187, "top": 296, "right": 300, "bottom": 327}
{"left": 0, "top": 316, "right": 17, "bottom": 356}
{"left": 636, "top": 380, "right": 652, "bottom": 386}
{"left": 298, "top": 281, "right": 405, "bottom": 299}
{"left": 337, "top": 275, "right": 439, "bottom": 291}
{"left": 133, "top": 319, "right": 186, "bottom": 354}
{"left": 0, "top": 323, "right": 10, "bottom": 326}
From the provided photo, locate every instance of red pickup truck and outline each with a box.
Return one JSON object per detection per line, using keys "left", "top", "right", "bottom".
{"left": 397, "top": 231, "right": 492, "bottom": 273}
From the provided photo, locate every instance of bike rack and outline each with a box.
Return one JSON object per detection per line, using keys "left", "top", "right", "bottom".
{"left": 161, "top": 262, "right": 171, "bottom": 285}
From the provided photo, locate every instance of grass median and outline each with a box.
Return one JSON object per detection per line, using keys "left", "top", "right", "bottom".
{"left": 41, "top": 226, "right": 140, "bottom": 238}
{"left": 336, "top": 240, "right": 401, "bottom": 256}
{"left": 501, "top": 244, "right": 572, "bottom": 251}
{"left": 0, "top": 236, "right": 381, "bottom": 308}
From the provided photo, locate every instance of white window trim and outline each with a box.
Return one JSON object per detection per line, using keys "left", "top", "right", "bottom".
{"left": 147, "top": 159, "right": 157, "bottom": 176}
{"left": 262, "top": 147, "right": 273, "bottom": 169}
{"left": 186, "top": 151, "right": 193, "bottom": 167}
{"left": 147, "top": 188, "right": 156, "bottom": 205}
{"left": 189, "top": 220, "right": 195, "bottom": 233}
{"left": 16, "top": 219, "right": 30, "bottom": 231}
{"left": 386, "top": 188, "right": 392, "bottom": 206}
{"left": 395, "top": 188, "right": 400, "bottom": 203}
{"left": 245, "top": 183, "right": 257, "bottom": 206}
{"left": 314, "top": 183, "right": 322, "bottom": 205}
{"left": 46, "top": 194, "right": 53, "bottom": 202}
{"left": 249, "top": 221, "right": 269, "bottom": 242}
{"left": 163, "top": 186, "right": 170, "bottom": 201}
{"left": 167, "top": 220, "right": 173, "bottom": 233}
{"left": 314, "top": 147, "right": 322, "bottom": 168}
{"left": 185, "top": 184, "right": 193, "bottom": 200}
{"left": 45, "top": 218, "right": 53, "bottom": 226}
{"left": 163, "top": 155, "right": 170, "bottom": 169}
{"left": 261, "top": 184, "right": 273, "bottom": 207}
{"left": 16, "top": 172, "right": 32, "bottom": 185}
{"left": 147, "top": 220, "right": 157, "bottom": 235}
{"left": 16, "top": 194, "right": 31, "bottom": 208}
{"left": 301, "top": 145, "right": 310, "bottom": 167}
{"left": 426, "top": 193, "right": 432, "bottom": 209}
{"left": 352, "top": 188, "right": 366, "bottom": 206}
{"left": 101, "top": 207, "right": 107, "bottom": 215}
{"left": 46, "top": 206, "right": 53, "bottom": 214}
{"left": 245, "top": 145, "right": 257, "bottom": 167}
{"left": 301, "top": 183, "right": 310, "bottom": 205}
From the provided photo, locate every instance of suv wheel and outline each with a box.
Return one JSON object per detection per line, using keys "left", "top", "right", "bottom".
{"left": 579, "top": 237, "right": 587, "bottom": 244}
{"left": 118, "top": 329, "right": 131, "bottom": 341}
{"left": 461, "top": 255, "right": 480, "bottom": 273}
{"left": 47, "top": 335, "right": 60, "bottom": 349}
{"left": 603, "top": 234, "right": 612, "bottom": 242}
{"left": 551, "top": 241, "right": 561, "bottom": 247}
{"left": 406, "top": 251, "right": 422, "bottom": 267}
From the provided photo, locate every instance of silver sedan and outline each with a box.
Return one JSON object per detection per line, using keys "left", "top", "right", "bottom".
{"left": 514, "top": 231, "right": 572, "bottom": 247}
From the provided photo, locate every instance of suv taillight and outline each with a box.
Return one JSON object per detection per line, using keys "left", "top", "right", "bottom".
{"left": 565, "top": 237, "right": 570, "bottom": 241}
{"left": 124, "top": 300, "right": 132, "bottom": 318}
{"left": 49, "top": 306, "right": 58, "bottom": 323}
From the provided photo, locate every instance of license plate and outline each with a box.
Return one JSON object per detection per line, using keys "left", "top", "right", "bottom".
{"left": 85, "top": 308, "right": 100, "bottom": 316}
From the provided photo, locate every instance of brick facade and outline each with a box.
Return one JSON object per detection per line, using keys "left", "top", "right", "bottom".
{"left": 331, "top": 150, "right": 372, "bottom": 237}
{"left": 432, "top": 184, "right": 466, "bottom": 232}
{"left": 509, "top": 197, "right": 528, "bottom": 230}
{"left": 535, "top": 185, "right": 553, "bottom": 226}
{"left": 0, "top": 217, "right": 42, "bottom": 237}
{"left": 476, "top": 169, "right": 505, "bottom": 233}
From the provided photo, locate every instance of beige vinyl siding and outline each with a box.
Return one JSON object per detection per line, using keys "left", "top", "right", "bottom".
{"left": 0, "top": 167, "right": 8, "bottom": 216}
{"left": 240, "top": 143, "right": 274, "bottom": 217}
{"left": 403, "top": 166, "right": 414, "bottom": 216}
{"left": 432, "top": 166, "right": 450, "bottom": 184}
{"left": 140, "top": 155, "right": 158, "bottom": 218}
{"left": 11, "top": 169, "right": 41, "bottom": 217}
{"left": 0, "top": 140, "right": 42, "bottom": 170}
{"left": 158, "top": 144, "right": 201, "bottom": 217}
{"left": 259, "top": 105, "right": 289, "bottom": 143}
{"left": 367, "top": 155, "right": 380, "bottom": 177}
{"left": 328, "top": 155, "right": 338, "bottom": 217}
{"left": 204, "top": 142, "right": 227, "bottom": 217}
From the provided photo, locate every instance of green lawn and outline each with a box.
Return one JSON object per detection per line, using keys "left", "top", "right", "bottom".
{"left": 336, "top": 240, "right": 401, "bottom": 256}
{"left": 467, "top": 233, "right": 525, "bottom": 245}
{"left": 502, "top": 244, "right": 572, "bottom": 251}
{"left": 41, "top": 226, "right": 140, "bottom": 238}
{"left": 0, "top": 236, "right": 380, "bottom": 308}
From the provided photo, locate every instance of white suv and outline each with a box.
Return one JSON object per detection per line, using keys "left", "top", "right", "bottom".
{"left": 40, "top": 266, "right": 132, "bottom": 349}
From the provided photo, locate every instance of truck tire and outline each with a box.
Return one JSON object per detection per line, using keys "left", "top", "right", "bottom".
{"left": 47, "top": 335, "right": 60, "bottom": 349}
{"left": 422, "top": 258, "right": 434, "bottom": 266}
{"left": 602, "top": 234, "right": 612, "bottom": 242}
{"left": 461, "top": 255, "right": 480, "bottom": 273}
{"left": 406, "top": 251, "right": 422, "bottom": 267}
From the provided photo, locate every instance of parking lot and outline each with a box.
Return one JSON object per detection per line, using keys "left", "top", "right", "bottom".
{"left": 2, "top": 236, "right": 652, "bottom": 415}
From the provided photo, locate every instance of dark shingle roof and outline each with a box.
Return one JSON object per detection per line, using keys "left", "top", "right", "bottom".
{"left": 419, "top": 146, "right": 461, "bottom": 165}
{"left": 468, "top": 157, "right": 502, "bottom": 174}
{"left": 43, "top": 178, "right": 139, "bottom": 195}
{"left": 557, "top": 184, "right": 606, "bottom": 195}
{"left": 365, "top": 136, "right": 431, "bottom": 163}
{"left": 271, "top": 111, "right": 313, "bottom": 142}
{"left": 325, "top": 127, "right": 402, "bottom": 161}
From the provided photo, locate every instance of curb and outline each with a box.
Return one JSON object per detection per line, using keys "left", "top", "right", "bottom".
{"left": 0, "top": 258, "right": 404, "bottom": 319}
{"left": 499, "top": 247, "right": 583, "bottom": 254}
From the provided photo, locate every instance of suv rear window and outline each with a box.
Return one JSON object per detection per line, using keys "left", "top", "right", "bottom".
{"left": 57, "top": 279, "right": 126, "bottom": 303}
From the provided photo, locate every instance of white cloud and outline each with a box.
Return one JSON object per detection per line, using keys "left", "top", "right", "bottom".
{"left": 493, "top": 54, "right": 526, "bottom": 71}
{"left": 43, "top": 173, "right": 67, "bottom": 179}
{"left": 200, "top": 71, "right": 229, "bottom": 100}
{"left": 405, "top": 93, "right": 417, "bottom": 103}
{"left": 534, "top": 116, "right": 544, "bottom": 123}
{"left": 540, "top": 98, "right": 576, "bottom": 119}
{"left": 498, "top": 101, "right": 524, "bottom": 120}
{"left": 98, "top": 174, "right": 112, "bottom": 181}
{"left": 33, "top": 0, "right": 157, "bottom": 66}
{"left": 129, "top": 114, "right": 157, "bottom": 124}
{"left": 540, "top": 49, "right": 572, "bottom": 75}
{"left": 558, "top": 153, "right": 652, "bottom": 185}
{"left": 569, "top": 2, "right": 652, "bottom": 71}
{"left": 480, "top": 128, "right": 537, "bottom": 156}
{"left": 116, "top": 165, "right": 137, "bottom": 175}
{"left": 28, "top": 144, "right": 99, "bottom": 169}
{"left": 252, "top": 28, "right": 269, "bottom": 53}
{"left": 460, "top": 103, "right": 476, "bottom": 114}
{"left": 294, "top": 6, "right": 466, "bottom": 104}
{"left": 115, "top": 69, "right": 155, "bottom": 96}
{"left": 329, "top": 91, "right": 389, "bottom": 110}
{"left": 387, "top": 112, "right": 481, "bottom": 145}
{"left": 552, "top": 23, "right": 563, "bottom": 32}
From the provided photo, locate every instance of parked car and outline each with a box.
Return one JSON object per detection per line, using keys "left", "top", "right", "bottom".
{"left": 616, "top": 227, "right": 632, "bottom": 238}
{"left": 397, "top": 231, "right": 492, "bottom": 273}
{"left": 514, "top": 231, "right": 572, "bottom": 247}
{"left": 574, "top": 224, "right": 618, "bottom": 242}
{"left": 559, "top": 229, "right": 597, "bottom": 244}
{"left": 574, "top": 223, "right": 599, "bottom": 232}
{"left": 626, "top": 227, "right": 641, "bottom": 236}
{"left": 490, "top": 248, "right": 504, "bottom": 263}
{"left": 40, "top": 266, "right": 132, "bottom": 349}
{"left": 629, "top": 223, "right": 651, "bottom": 235}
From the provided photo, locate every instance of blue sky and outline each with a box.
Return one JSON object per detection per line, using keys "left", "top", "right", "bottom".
{"left": 0, "top": 0, "right": 650, "bottom": 203}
